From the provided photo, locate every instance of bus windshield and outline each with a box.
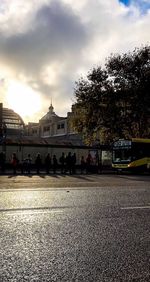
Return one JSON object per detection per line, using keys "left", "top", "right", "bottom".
{"left": 113, "top": 148, "right": 131, "bottom": 163}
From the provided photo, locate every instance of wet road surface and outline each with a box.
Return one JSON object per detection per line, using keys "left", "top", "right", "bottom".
{"left": 0, "top": 175, "right": 150, "bottom": 281}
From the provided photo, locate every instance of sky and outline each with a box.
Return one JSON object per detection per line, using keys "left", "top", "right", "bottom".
{"left": 0, "top": 0, "right": 150, "bottom": 123}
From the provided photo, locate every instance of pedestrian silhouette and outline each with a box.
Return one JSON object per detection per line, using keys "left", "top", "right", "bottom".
{"left": 35, "top": 153, "right": 42, "bottom": 174}
{"left": 66, "top": 152, "right": 72, "bottom": 174}
{"left": 11, "top": 153, "right": 19, "bottom": 175}
{"left": 0, "top": 151, "right": 6, "bottom": 174}
{"left": 72, "top": 153, "right": 76, "bottom": 174}
{"left": 25, "top": 154, "right": 32, "bottom": 174}
{"left": 59, "top": 152, "right": 66, "bottom": 174}
{"left": 52, "top": 155, "right": 58, "bottom": 174}
{"left": 45, "top": 153, "right": 51, "bottom": 174}
{"left": 80, "top": 156, "right": 86, "bottom": 174}
{"left": 86, "top": 153, "right": 92, "bottom": 174}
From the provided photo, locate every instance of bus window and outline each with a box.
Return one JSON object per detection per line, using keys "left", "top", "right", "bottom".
{"left": 113, "top": 148, "right": 131, "bottom": 163}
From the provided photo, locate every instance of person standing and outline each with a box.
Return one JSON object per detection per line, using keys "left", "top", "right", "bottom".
{"left": 26, "top": 154, "right": 32, "bottom": 174}
{"left": 52, "top": 155, "right": 58, "bottom": 174}
{"left": 86, "top": 153, "right": 92, "bottom": 174}
{"left": 66, "top": 152, "right": 73, "bottom": 174}
{"left": 0, "top": 151, "right": 6, "bottom": 174}
{"left": 80, "top": 156, "right": 86, "bottom": 174}
{"left": 59, "top": 152, "right": 66, "bottom": 174}
{"left": 45, "top": 153, "right": 51, "bottom": 174}
{"left": 11, "top": 153, "right": 18, "bottom": 175}
{"left": 35, "top": 153, "right": 42, "bottom": 174}
{"left": 72, "top": 153, "right": 76, "bottom": 174}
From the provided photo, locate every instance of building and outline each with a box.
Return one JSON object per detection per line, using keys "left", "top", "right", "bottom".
{"left": 0, "top": 101, "right": 75, "bottom": 139}
{"left": 0, "top": 103, "right": 25, "bottom": 137}
{"left": 39, "top": 103, "right": 68, "bottom": 137}
{"left": 0, "top": 101, "right": 80, "bottom": 143}
{"left": 0, "top": 102, "right": 112, "bottom": 167}
{"left": 27, "top": 103, "right": 74, "bottom": 138}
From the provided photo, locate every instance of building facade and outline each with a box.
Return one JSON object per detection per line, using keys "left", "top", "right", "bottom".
{"left": 0, "top": 103, "right": 25, "bottom": 137}
{"left": 27, "top": 103, "right": 74, "bottom": 138}
{"left": 0, "top": 102, "right": 112, "bottom": 167}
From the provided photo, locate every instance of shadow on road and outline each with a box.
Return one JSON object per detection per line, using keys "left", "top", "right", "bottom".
{"left": 114, "top": 174, "right": 150, "bottom": 181}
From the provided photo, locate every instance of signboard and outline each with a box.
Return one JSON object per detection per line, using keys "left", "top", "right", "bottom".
{"left": 113, "top": 140, "right": 131, "bottom": 148}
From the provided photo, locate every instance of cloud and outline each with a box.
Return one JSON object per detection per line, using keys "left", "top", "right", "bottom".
{"left": 120, "top": 0, "right": 150, "bottom": 11}
{"left": 0, "top": 0, "right": 149, "bottom": 122}
{"left": 0, "top": 0, "right": 89, "bottom": 119}
{"left": 130, "top": 0, "right": 150, "bottom": 12}
{"left": 0, "top": 1, "right": 88, "bottom": 70}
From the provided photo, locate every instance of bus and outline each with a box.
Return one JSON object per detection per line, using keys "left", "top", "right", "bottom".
{"left": 112, "top": 138, "right": 150, "bottom": 172}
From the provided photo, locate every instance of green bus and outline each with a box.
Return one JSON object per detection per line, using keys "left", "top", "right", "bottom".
{"left": 112, "top": 138, "right": 150, "bottom": 172}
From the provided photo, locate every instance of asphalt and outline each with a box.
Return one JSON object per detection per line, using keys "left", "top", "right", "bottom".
{"left": 0, "top": 175, "right": 150, "bottom": 282}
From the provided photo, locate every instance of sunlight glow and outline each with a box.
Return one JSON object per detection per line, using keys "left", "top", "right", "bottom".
{"left": 6, "top": 80, "right": 41, "bottom": 119}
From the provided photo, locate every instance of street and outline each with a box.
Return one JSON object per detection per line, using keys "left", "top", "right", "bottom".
{"left": 0, "top": 174, "right": 150, "bottom": 282}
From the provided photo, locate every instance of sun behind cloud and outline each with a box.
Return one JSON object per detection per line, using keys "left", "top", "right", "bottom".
{"left": 6, "top": 80, "right": 41, "bottom": 121}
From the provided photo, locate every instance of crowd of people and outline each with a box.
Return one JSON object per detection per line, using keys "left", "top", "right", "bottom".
{"left": 0, "top": 151, "right": 100, "bottom": 175}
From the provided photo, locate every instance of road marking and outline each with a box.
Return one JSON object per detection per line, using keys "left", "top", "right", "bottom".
{"left": 5, "top": 210, "right": 64, "bottom": 216}
{"left": 121, "top": 206, "right": 150, "bottom": 210}
{"left": 0, "top": 206, "right": 71, "bottom": 215}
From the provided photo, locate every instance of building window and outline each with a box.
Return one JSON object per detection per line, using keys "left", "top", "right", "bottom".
{"left": 57, "top": 123, "right": 65, "bottom": 130}
{"left": 44, "top": 126, "right": 50, "bottom": 132}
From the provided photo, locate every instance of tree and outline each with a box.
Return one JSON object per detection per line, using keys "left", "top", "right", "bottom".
{"left": 71, "top": 46, "right": 150, "bottom": 144}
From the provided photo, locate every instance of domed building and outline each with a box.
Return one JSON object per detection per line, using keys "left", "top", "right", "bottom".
{"left": 28, "top": 103, "right": 68, "bottom": 138}
{"left": 0, "top": 103, "right": 25, "bottom": 137}
{"left": 39, "top": 103, "right": 68, "bottom": 137}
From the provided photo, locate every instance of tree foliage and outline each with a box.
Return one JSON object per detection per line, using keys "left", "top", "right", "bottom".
{"left": 71, "top": 46, "right": 150, "bottom": 144}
